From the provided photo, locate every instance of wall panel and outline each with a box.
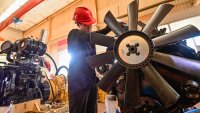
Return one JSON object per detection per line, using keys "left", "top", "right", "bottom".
{"left": 0, "top": 27, "right": 23, "bottom": 42}
{"left": 24, "top": 0, "right": 96, "bottom": 55}
{"left": 24, "top": 21, "right": 50, "bottom": 39}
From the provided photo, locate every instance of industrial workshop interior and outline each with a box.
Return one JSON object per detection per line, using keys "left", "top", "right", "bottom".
{"left": 1, "top": 0, "right": 200, "bottom": 113}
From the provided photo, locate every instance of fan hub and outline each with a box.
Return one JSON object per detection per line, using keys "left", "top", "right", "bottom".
{"left": 126, "top": 43, "right": 140, "bottom": 56}
{"left": 114, "top": 31, "right": 154, "bottom": 69}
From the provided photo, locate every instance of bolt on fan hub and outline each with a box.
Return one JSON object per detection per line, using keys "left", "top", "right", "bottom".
{"left": 114, "top": 31, "right": 154, "bottom": 69}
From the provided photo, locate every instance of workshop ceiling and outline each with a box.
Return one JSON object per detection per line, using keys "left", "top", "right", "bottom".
{"left": 0, "top": 0, "right": 197, "bottom": 32}
{"left": 0, "top": 0, "right": 74, "bottom": 32}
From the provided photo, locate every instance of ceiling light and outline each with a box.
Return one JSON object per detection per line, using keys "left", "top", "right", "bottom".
{"left": 0, "top": 0, "right": 28, "bottom": 23}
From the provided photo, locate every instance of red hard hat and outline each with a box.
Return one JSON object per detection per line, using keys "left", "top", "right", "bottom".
{"left": 73, "top": 7, "right": 96, "bottom": 25}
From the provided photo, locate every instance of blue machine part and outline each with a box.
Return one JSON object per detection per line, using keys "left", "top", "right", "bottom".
{"left": 184, "top": 108, "right": 200, "bottom": 113}
{"left": 143, "top": 86, "right": 157, "bottom": 98}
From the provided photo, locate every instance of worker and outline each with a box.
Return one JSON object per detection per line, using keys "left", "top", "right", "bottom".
{"left": 67, "top": 7, "right": 111, "bottom": 113}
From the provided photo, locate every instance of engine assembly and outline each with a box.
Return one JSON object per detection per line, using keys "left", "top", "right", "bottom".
{"left": 0, "top": 38, "right": 50, "bottom": 106}
{"left": 0, "top": 38, "right": 67, "bottom": 108}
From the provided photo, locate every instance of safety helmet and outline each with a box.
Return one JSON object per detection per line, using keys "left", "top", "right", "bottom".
{"left": 73, "top": 7, "right": 96, "bottom": 25}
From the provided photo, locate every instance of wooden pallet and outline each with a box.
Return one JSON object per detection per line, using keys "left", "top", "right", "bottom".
{"left": 0, "top": 99, "right": 41, "bottom": 113}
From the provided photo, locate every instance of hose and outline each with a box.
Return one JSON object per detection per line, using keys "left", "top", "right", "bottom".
{"left": 55, "top": 65, "right": 68, "bottom": 76}
{"left": 45, "top": 53, "right": 58, "bottom": 74}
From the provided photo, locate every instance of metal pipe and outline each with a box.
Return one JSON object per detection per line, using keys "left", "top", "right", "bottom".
{"left": 117, "top": 0, "right": 175, "bottom": 19}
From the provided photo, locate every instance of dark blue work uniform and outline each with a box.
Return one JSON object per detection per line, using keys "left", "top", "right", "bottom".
{"left": 68, "top": 27, "right": 110, "bottom": 113}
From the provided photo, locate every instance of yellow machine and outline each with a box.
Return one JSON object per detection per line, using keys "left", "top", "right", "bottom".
{"left": 48, "top": 75, "right": 68, "bottom": 103}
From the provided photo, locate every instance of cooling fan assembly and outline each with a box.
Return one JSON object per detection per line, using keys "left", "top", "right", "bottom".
{"left": 86, "top": 0, "right": 200, "bottom": 112}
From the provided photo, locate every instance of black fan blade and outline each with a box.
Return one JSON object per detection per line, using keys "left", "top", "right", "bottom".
{"left": 104, "top": 11, "right": 125, "bottom": 36}
{"left": 125, "top": 68, "right": 140, "bottom": 107}
{"left": 87, "top": 51, "right": 115, "bottom": 69}
{"left": 142, "top": 4, "right": 174, "bottom": 35}
{"left": 153, "top": 52, "right": 200, "bottom": 79}
{"left": 128, "top": 0, "right": 139, "bottom": 31}
{"left": 97, "top": 62, "right": 125, "bottom": 92}
{"left": 153, "top": 25, "right": 200, "bottom": 47}
{"left": 91, "top": 32, "right": 116, "bottom": 47}
{"left": 141, "top": 64, "right": 180, "bottom": 108}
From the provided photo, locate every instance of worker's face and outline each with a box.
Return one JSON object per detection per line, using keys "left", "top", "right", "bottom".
{"left": 77, "top": 23, "right": 92, "bottom": 32}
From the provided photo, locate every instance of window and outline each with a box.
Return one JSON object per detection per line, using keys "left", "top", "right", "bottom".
{"left": 169, "top": 15, "right": 200, "bottom": 52}
{"left": 58, "top": 50, "right": 71, "bottom": 76}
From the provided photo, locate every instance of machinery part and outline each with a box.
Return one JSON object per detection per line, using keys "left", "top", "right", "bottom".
{"left": 18, "top": 38, "right": 32, "bottom": 54}
{"left": 0, "top": 38, "right": 50, "bottom": 106}
{"left": 96, "top": 64, "right": 109, "bottom": 75}
{"left": 97, "top": 62, "right": 125, "bottom": 92}
{"left": 114, "top": 31, "right": 154, "bottom": 69}
{"left": 153, "top": 52, "right": 200, "bottom": 79}
{"left": 136, "top": 96, "right": 165, "bottom": 113}
{"left": 43, "top": 68, "right": 55, "bottom": 102}
{"left": 125, "top": 69, "right": 140, "bottom": 107}
{"left": 18, "top": 38, "right": 47, "bottom": 56}
{"left": 104, "top": 11, "right": 125, "bottom": 36}
{"left": 181, "top": 80, "right": 200, "bottom": 100}
{"left": 0, "top": 37, "right": 68, "bottom": 108}
{"left": 41, "top": 80, "right": 51, "bottom": 102}
{"left": 48, "top": 76, "right": 68, "bottom": 103}
{"left": 119, "top": 95, "right": 166, "bottom": 113}
{"left": 40, "top": 29, "right": 47, "bottom": 43}
{"left": 0, "top": 38, "right": 47, "bottom": 62}
{"left": 141, "top": 64, "right": 179, "bottom": 108}
{"left": 87, "top": 0, "right": 200, "bottom": 110}
{"left": 1, "top": 41, "right": 13, "bottom": 51}
{"left": 90, "top": 33, "right": 115, "bottom": 48}
{"left": 142, "top": 4, "right": 174, "bottom": 35}
{"left": 153, "top": 25, "right": 200, "bottom": 47}
{"left": 183, "top": 107, "right": 200, "bottom": 113}
{"left": 87, "top": 51, "right": 115, "bottom": 69}
{"left": 43, "top": 66, "right": 67, "bottom": 103}
{"left": 128, "top": 0, "right": 138, "bottom": 31}
{"left": 98, "top": 2, "right": 179, "bottom": 108}
{"left": 0, "top": 63, "right": 50, "bottom": 106}
{"left": 0, "top": 41, "right": 16, "bottom": 55}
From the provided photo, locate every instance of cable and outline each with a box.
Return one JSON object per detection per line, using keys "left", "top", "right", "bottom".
{"left": 45, "top": 53, "right": 58, "bottom": 74}
{"left": 55, "top": 66, "right": 68, "bottom": 76}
